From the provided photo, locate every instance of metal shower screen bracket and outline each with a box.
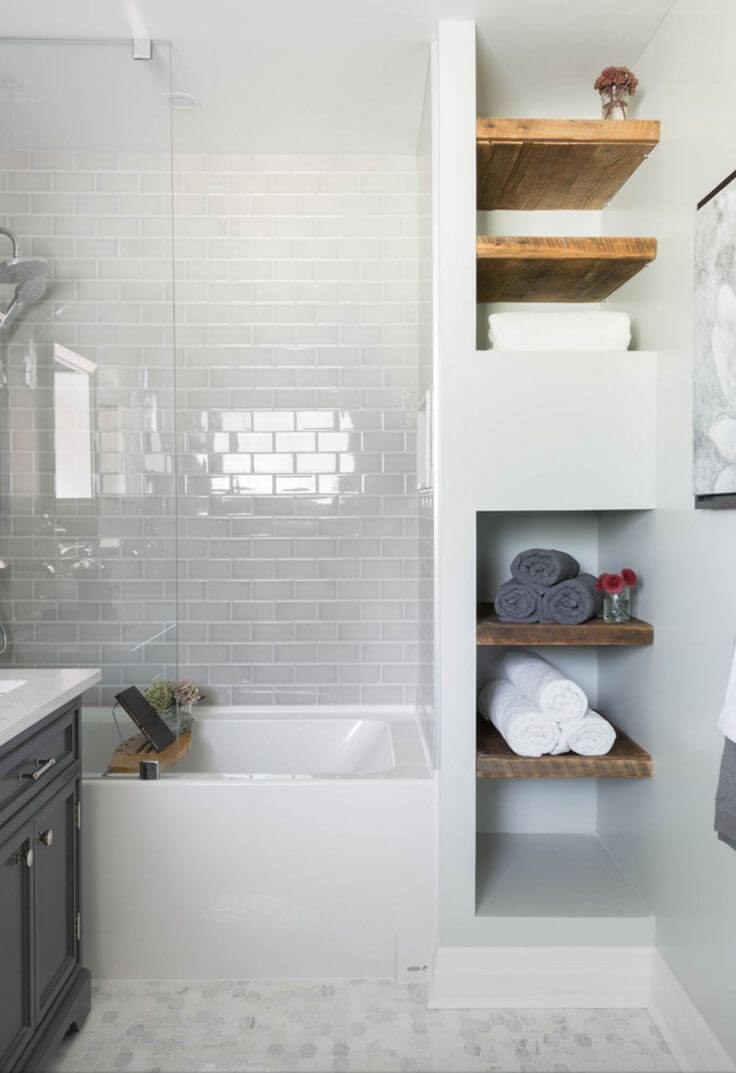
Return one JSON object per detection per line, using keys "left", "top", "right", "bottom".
{"left": 132, "top": 38, "right": 153, "bottom": 61}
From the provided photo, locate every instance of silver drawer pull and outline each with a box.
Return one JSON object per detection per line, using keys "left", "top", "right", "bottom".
{"left": 38, "top": 828, "right": 54, "bottom": 847}
{"left": 14, "top": 848, "right": 33, "bottom": 868}
{"left": 18, "top": 757, "right": 56, "bottom": 782}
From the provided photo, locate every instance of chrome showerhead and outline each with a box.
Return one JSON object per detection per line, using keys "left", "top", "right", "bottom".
{"left": 0, "top": 228, "right": 50, "bottom": 331}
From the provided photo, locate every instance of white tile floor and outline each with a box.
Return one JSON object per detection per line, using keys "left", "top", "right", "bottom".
{"left": 43, "top": 980, "right": 679, "bottom": 1073}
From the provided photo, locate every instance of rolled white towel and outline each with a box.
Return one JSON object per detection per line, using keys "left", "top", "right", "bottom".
{"left": 479, "top": 679, "right": 560, "bottom": 757}
{"left": 499, "top": 649, "right": 588, "bottom": 725}
{"left": 559, "top": 710, "right": 617, "bottom": 756}
{"left": 488, "top": 311, "right": 631, "bottom": 351}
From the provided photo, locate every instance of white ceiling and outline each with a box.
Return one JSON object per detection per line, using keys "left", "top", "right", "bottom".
{"left": 0, "top": 0, "right": 676, "bottom": 153}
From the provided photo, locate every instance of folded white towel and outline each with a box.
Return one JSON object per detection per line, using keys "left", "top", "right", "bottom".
{"left": 718, "top": 637, "right": 736, "bottom": 744}
{"left": 488, "top": 311, "right": 631, "bottom": 351}
{"left": 499, "top": 649, "right": 588, "bottom": 724}
{"left": 478, "top": 679, "right": 560, "bottom": 757}
{"left": 559, "top": 710, "right": 617, "bottom": 756}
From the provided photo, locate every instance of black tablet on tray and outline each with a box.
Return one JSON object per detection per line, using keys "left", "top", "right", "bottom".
{"left": 114, "top": 686, "right": 176, "bottom": 751}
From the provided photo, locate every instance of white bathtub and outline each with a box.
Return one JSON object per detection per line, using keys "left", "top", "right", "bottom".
{"left": 83, "top": 710, "right": 427, "bottom": 780}
{"left": 81, "top": 708, "right": 436, "bottom": 980}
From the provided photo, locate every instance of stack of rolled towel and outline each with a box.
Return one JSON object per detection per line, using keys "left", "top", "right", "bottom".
{"left": 494, "top": 548, "right": 602, "bottom": 626}
{"left": 478, "top": 650, "right": 617, "bottom": 758}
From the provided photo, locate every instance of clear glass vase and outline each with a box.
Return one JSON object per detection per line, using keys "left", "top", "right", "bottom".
{"left": 599, "top": 85, "right": 631, "bottom": 119}
{"left": 603, "top": 585, "right": 631, "bottom": 624}
{"left": 161, "top": 703, "right": 194, "bottom": 735}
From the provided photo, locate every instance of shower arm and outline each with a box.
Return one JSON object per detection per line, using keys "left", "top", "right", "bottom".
{"left": 0, "top": 228, "right": 19, "bottom": 259}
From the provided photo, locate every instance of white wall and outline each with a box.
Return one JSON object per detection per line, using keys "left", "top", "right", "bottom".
{"left": 435, "top": 19, "right": 478, "bottom": 944}
{"left": 598, "top": 0, "right": 736, "bottom": 1058}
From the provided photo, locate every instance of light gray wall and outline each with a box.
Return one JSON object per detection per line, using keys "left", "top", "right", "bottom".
{"left": 0, "top": 149, "right": 426, "bottom": 709}
{"left": 598, "top": 0, "right": 736, "bottom": 1056}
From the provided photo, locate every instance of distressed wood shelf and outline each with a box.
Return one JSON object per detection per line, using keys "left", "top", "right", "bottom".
{"left": 476, "top": 604, "right": 654, "bottom": 646}
{"left": 477, "top": 718, "right": 652, "bottom": 778}
{"left": 476, "top": 235, "right": 657, "bottom": 303}
{"left": 477, "top": 117, "right": 660, "bottom": 211}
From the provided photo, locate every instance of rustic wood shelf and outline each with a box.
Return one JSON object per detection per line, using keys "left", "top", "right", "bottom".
{"left": 476, "top": 235, "right": 657, "bottom": 303}
{"left": 476, "top": 604, "right": 654, "bottom": 646}
{"left": 477, "top": 117, "right": 660, "bottom": 211}
{"left": 477, "top": 718, "right": 652, "bottom": 778}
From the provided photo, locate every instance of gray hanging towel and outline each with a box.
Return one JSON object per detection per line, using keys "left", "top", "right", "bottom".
{"left": 715, "top": 736, "right": 736, "bottom": 851}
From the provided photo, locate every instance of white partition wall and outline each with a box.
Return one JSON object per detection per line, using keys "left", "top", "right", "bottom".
{"left": 435, "top": 19, "right": 479, "bottom": 948}
{"left": 431, "top": 18, "right": 664, "bottom": 1012}
{"left": 460, "top": 351, "right": 658, "bottom": 510}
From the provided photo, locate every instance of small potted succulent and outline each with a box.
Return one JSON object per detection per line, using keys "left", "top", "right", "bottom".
{"left": 144, "top": 678, "right": 203, "bottom": 734}
{"left": 594, "top": 66, "right": 638, "bottom": 119}
{"left": 595, "top": 568, "right": 638, "bottom": 624}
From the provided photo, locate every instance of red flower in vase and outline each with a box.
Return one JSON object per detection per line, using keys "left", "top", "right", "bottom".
{"left": 601, "top": 573, "right": 625, "bottom": 595}
{"left": 621, "top": 568, "right": 638, "bottom": 587}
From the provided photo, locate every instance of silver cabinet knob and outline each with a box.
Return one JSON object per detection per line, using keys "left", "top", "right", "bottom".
{"left": 14, "top": 847, "right": 33, "bottom": 868}
{"left": 38, "top": 829, "right": 53, "bottom": 847}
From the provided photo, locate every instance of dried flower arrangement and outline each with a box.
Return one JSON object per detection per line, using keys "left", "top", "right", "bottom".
{"left": 594, "top": 66, "right": 639, "bottom": 119}
{"left": 172, "top": 679, "right": 203, "bottom": 707}
{"left": 595, "top": 568, "right": 638, "bottom": 594}
{"left": 594, "top": 67, "right": 639, "bottom": 95}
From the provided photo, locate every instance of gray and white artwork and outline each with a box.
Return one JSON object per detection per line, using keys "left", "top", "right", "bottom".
{"left": 694, "top": 176, "right": 736, "bottom": 496}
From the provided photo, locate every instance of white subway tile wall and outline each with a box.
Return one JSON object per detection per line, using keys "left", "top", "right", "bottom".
{"left": 0, "top": 151, "right": 430, "bottom": 712}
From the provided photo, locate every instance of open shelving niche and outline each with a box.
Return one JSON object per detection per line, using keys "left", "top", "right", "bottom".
{"left": 474, "top": 511, "right": 655, "bottom": 944}
{"left": 475, "top": 117, "right": 660, "bottom": 350}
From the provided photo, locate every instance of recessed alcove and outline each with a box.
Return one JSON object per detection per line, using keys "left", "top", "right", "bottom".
{"left": 475, "top": 509, "right": 654, "bottom": 942}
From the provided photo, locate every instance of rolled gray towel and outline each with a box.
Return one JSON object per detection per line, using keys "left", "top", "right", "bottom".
{"left": 494, "top": 579, "right": 542, "bottom": 623}
{"left": 542, "top": 573, "right": 601, "bottom": 625}
{"left": 510, "top": 548, "right": 580, "bottom": 595}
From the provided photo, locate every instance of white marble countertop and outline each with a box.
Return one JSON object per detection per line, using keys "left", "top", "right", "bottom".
{"left": 0, "top": 667, "right": 101, "bottom": 750}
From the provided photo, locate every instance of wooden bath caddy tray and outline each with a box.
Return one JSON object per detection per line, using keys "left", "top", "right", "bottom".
{"left": 108, "top": 731, "right": 192, "bottom": 774}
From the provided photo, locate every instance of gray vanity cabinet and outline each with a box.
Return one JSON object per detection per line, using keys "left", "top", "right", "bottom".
{"left": 34, "top": 779, "right": 80, "bottom": 1024}
{"left": 0, "top": 817, "right": 34, "bottom": 1066}
{"left": 0, "top": 701, "right": 90, "bottom": 1073}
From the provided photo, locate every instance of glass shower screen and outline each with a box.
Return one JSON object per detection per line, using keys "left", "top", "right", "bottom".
{"left": 0, "top": 38, "right": 179, "bottom": 770}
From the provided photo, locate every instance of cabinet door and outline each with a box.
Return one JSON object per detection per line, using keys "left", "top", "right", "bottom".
{"left": 34, "top": 779, "right": 78, "bottom": 1022}
{"left": 0, "top": 821, "right": 34, "bottom": 1069}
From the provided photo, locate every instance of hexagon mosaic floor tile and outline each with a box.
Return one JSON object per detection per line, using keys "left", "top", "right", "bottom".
{"left": 43, "top": 979, "right": 679, "bottom": 1073}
